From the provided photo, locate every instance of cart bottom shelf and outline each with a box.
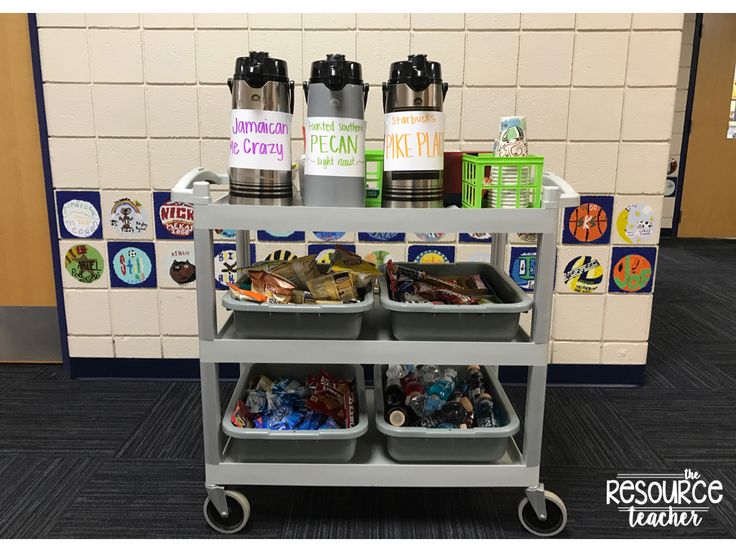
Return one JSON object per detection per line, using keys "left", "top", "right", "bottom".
{"left": 207, "top": 389, "right": 539, "bottom": 488}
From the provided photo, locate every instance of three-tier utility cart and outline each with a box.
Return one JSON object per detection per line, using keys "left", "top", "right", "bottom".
{"left": 172, "top": 168, "right": 580, "bottom": 537}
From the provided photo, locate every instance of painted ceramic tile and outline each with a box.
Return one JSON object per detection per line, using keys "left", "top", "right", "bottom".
{"left": 213, "top": 243, "right": 239, "bottom": 290}
{"left": 155, "top": 242, "right": 196, "bottom": 289}
{"left": 60, "top": 240, "right": 108, "bottom": 289}
{"left": 409, "top": 232, "right": 456, "bottom": 243}
{"left": 613, "top": 198, "right": 661, "bottom": 245}
{"left": 107, "top": 241, "right": 157, "bottom": 288}
{"left": 609, "top": 246, "right": 657, "bottom": 294}
{"left": 561, "top": 195, "right": 614, "bottom": 245}
{"left": 355, "top": 244, "right": 406, "bottom": 267}
{"left": 56, "top": 191, "right": 103, "bottom": 240}
{"left": 508, "top": 232, "right": 538, "bottom": 245}
{"left": 310, "top": 231, "right": 354, "bottom": 242}
{"left": 308, "top": 243, "right": 356, "bottom": 264}
{"left": 509, "top": 246, "right": 536, "bottom": 292}
{"left": 214, "top": 228, "right": 238, "bottom": 240}
{"left": 357, "top": 232, "right": 406, "bottom": 242}
{"left": 153, "top": 191, "right": 193, "bottom": 240}
{"left": 664, "top": 177, "right": 677, "bottom": 198}
{"left": 555, "top": 245, "right": 609, "bottom": 294}
{"left": 407, "top": 245, "right": 455, "bottom": 263}
{"left": 459, "top": 232, "right": 493, "bottom": 243}
{"left": 254, "top": 242, "right": 303, "bottom": 263}
{"left": 101, "top": 191, "right": 154, "bottom": 240}
{"left": 256, "top": 230, "right": 305, "bottom": 242}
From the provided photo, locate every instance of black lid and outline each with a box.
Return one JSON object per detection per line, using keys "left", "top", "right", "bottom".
{"left": 233, "top": 51, "right": 289, "bottom": 87}
{"left": 309, "top": 54, "right": 363, "bottom": 90}
{"left": 387, "top": 54, "right": 443, "bottom": 90}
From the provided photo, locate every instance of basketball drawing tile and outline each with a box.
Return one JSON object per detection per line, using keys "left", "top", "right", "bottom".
{"left": 508, "top": 246, "right": 537, "bottom": 292}
{"left": 608, "top": 246, "right": 657, "bottom": 294}
{"left": 308, "top": 243, "right": 356, "bottom": 264}
{"left": 407, "top": 245, "right": 455, "bottom": 264}
{"left": 561, "top": 195, "right": 614, "bottom": 245}
{"left": 357, "top": 232, "right": 406, "bottom": 242}
{"left": 55, "top": 191, "right": 103, "bottom": 240}
{"left": 153, "top": 191, "right": 194, "bottom": 240}
{"left": 256, "top": 230, "right": 305, "bottom": 242}
{"left": 107, "top": 241, "right": 157, "bottom": 288}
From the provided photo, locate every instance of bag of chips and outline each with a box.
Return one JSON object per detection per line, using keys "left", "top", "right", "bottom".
{"left": 307, "top": 271, "right": 359, "bottom": 302}
{"left": 271, "top": 255, "right": 321, "bottom": 290}
{"left": 331, "top": 245, "right": 380, "bottom": 290}
{"left": 247, "top": 270, "right": 296, "bottom": 303}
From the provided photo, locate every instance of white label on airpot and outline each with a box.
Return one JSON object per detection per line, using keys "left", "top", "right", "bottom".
{"left": 384, "top": 110, "right": 445, "bottom": 171}
{"left": 229, "top": 109, "right": 292, "bottom": 171}
{"left": 304, "top": 117, "right": 366, "bottom": 178}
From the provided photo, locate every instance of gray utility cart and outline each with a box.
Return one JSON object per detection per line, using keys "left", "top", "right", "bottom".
{"left": 172, "top": 168, "right": 580, "bottom": 537}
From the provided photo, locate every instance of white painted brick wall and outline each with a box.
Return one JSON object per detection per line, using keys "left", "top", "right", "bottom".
{"left": 40, "top": 13, "right": 684, "bottom": 365}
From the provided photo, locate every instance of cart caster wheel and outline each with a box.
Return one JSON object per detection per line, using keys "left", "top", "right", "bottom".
{"left": 518, "top": 491, "right": 567, "bottom": 537}
{"left": 203, "top": 490, "right": 250, "bottom": 534}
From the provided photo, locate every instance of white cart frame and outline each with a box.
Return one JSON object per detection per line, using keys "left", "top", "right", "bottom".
{"left": 172, "top": 168, "right": 579, "bottom": 536}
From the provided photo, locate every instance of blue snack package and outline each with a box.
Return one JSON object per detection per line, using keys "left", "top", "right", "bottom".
{"left": 319, "top": 417, "right": 339, "bottom": 430}
{"left": 297, "top": 410, "right": 326, "bottom": 430}
{"left": 267, "top": 406, "right": 305, "bottom": 430}
{"left": 245, "top": 390, "right": 267, "bottom": 414}
{"left": 253, "top": 414, "right": 269, "bottom": 429}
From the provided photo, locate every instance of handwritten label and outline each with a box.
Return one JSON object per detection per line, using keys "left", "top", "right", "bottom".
{"left": 304, "top": 117, "right": 366, "bottom": 177}
{"left": 229, "top": 109, "right": 291, "bottom": 171}
{"left": 384, "top": 110, "right": 445, "bottom": 171}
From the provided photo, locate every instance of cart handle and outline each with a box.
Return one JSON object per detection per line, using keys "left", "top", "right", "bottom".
{"left": 542, "top": 172, "right": 580, "bottom": 209}
{"left": 171, "top": 167, "right": 228, "bottom": 204}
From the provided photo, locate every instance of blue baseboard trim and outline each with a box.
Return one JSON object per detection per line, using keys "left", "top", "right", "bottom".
{"left": 69, "top": 358, "right": 646, "bottom": 386}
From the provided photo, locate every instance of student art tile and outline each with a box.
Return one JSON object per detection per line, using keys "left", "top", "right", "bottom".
{"left": 459, "top": 233, "right": 493, "bottom": 243}
{"left": 56, "top": 191, "right": 103, "bottom": 240}
{"left": 609, "top": 247, "right": 657, "bottom": 294}
{"left": 509, "top": 246, "right": 537, "bottom": 292}
{"left": 410, "top": 232, "right": 456, "bottom": 243}
{"left": 562, "top": 195, "right": 614, "bottom": 245}
{"left": 408, "top": 245, "right": 455, "bottom": 264}
{"left": 255, "top": 243, "right": 303, "bottom": 263}
{"left": 556, "top": 246, "right": 609, "bottom": 294}
{"left": 357, "top": 232, "right": 406, "bottom": 242}
{"left": 61, "top": 241, "right": 107, "bottom": 288}
{"left": 102, "top": 192, "right": 153, "bottom": 240}
{"left": 213, "top": 243, "right": 239, "bottom": 290}
{"left": 308, "top": 243, "right": 356, "bottom": 264}
{"left": 155, "top": 242, "right": 196, "bottom": 289}
{"left": 153, "top": 192, "right": 193, "bottom": 240}
{"left": 508, "top": 232, "right": 537, "bottom": 245}
{"left": 455, "top": 244, "right": 492, "bottom": 263}
{"left": 311, "top": 231, "right": 354, "bottom": 242}
{"left": 257, "top": 230, "right": 305, "bottom": 242}
{"left": 355, "top": 244, "right": 406, "bottom": 267}
{"left": 214, "top": 228, "right": 238, "bottom": 240}
{"left": 613, "top": 199, "right": 659, "bottom": 245}
{"left": 107, "top": 241, "right": 157, "bottom": 288}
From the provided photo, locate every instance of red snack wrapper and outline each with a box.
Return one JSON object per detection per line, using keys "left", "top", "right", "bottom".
{"left": 305, "top": 369, "right": 356, "bottom": 428}
{"left": 231, "top": 399, "right": 254, "bottom": 428}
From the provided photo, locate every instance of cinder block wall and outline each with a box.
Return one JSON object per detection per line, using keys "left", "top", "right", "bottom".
{"left": 37, "top": 13, "right": 682, "bottom": 367}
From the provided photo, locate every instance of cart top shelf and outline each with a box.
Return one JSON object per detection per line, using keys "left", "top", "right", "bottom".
{"left": 172, "top": 168, "right": 579, "bottom": 234}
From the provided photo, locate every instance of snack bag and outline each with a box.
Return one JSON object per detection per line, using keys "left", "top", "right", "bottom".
{"left": 305, "top": 369, "right": 356, "bottom": 428}
{"left": 228, "top": 282, "right": 268, "bottom": 303}
{"left": 247, "top": 270, "right": 296, "bottom": 303}
{"left": 271, "top": 255, "right": 321, "bottom": 290}
{"left": 331, "top": 246, "right": 380, "bottom": 290}
{"left": 307, "top": 271, "right": 359, "bottom": 302}
{"left": 231, "top": 399, "right": 254, "bottom": 428}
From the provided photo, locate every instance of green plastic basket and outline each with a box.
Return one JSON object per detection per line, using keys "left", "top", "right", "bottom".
{"left": 364, "top": 149, "right": 384, "bottom": 208}
{"left": 462, "top": 153, "right": 544, "bottom": 209}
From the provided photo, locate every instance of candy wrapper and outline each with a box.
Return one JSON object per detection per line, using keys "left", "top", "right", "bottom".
{"left": 306, "top": 369, "right": 356, "bottom": 428}
{"left": 307, "top": 271, "right": 359, "bottom": 302}
{"left": 245, "top": 390, "right": 267, "bottom": 414}
{"left": 247, "top": 270, "right": 296, "bottom": 303}
{"left": 331, "top": 246, "right": 380, "bottom": 290}
{"left": 231, "top": 399, "right": 254, "bottom": 428}
{"left": 271, "top": 255, "right": 321, "bottom": 291}
{"left": 228, "top": 282, "right": 268, "bottom": 303}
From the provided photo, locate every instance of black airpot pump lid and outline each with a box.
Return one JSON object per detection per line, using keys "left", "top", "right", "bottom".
{"left": 387, "top": 54, "right": 443, "bottom": 90}
{"left": 309, "top": 54, "right": 363, "bottom": 90}
{"left": 233, "top": 51, "right": 289, "bottom": 86}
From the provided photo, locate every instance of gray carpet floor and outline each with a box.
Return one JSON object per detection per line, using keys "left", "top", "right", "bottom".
{"left": 1, "top": 238, "right": 735, "bottom": 538}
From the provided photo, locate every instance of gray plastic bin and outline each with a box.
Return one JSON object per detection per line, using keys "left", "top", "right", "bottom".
{"left": 379, "top": 262, "right": 532, "bottom": 341}
{"left": 222, "top": 363, "right": 368, "bottom": 463}
{"left": 374, "top": 365, "right": 520, "bottom": 463}
{"left": 222, "top": 266, "right": 374, "bottom": 339}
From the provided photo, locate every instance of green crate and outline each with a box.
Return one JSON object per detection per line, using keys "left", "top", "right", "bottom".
{"left": 462, "top": 153, "right": 544, "bottom": 209}
{"left": 364, "top": 149, "right": 383, "bottom": 208}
